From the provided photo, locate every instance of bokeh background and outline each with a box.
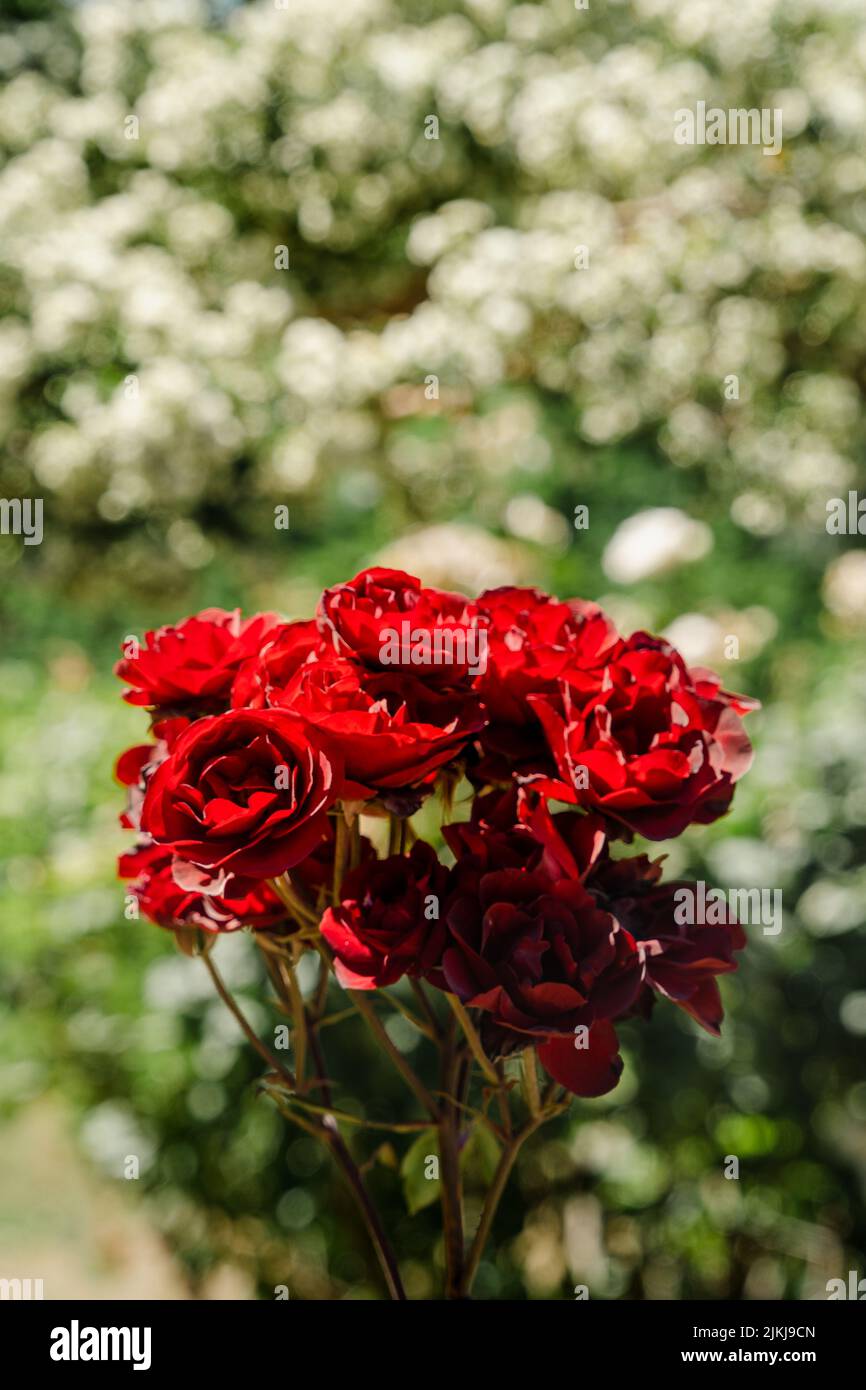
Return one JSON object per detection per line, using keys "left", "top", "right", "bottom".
{"left": 1, "top": 0, "right": 865, "bottom": 1300}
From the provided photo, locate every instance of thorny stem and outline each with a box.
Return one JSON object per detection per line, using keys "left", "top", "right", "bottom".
{"left": 349, "top": 815, "right": 363, "bottom": 870}
{"left": 431, "top": 1091, "right": 505, "bottom": 1143}
{"left": 438, "top": 1014, "right": 465, "bottom": 1298}
{"left": 266, "top": 1090, "right": 407, "bottom": 1301}
{"left": 209, "top": 854, "right": 560, "bottom": 1302}
{"left": 381, "top": 988, "right": 436, "bottom": 1041}
{"left": 261, "top": 1088, "right": 432, "bottom": 1133}
{"left": 253, "top": 938, "right": 407, "bottom": 1301}
{"left": 522, "top": 1047, "right": 541, "bottom": 1117}
{"left": 446, "top": 993, "right": 501, "bottom": 1089}
{"left": 284, "top": 953, "right": 309, "bottom": 1093}
{"left": 319, "top": 1116, "right": 407, "bottom": 1301}
{"left": 269, "top": 873, "right": 319, "bottom": 929}
{"left": 348, "top": 989, "right": 439, "bottom": 1122}
{"left": 409, "top": 977, "right": 441, "bottom": 1038}
{"left": 459, "top": 1114, "right": 546, "bottom": 1298}
{"left": 332, "top": 810, "right": 350, "bottom": 904}
{"left": 202, "top": 952, "right": 296, "bottom": 1091}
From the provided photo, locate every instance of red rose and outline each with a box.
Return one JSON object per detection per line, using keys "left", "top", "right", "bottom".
{"left": 435, "top": 867, "right": 641, "bottom": 1076}
{"left": 119, "top": 843, "right": 287, "bottom": 932}
{"left": 321, "top": 841, "right": 449, "bottom": 989}
{"left": 590, "top": 855, "right": 746, "bottom": 1034}
{"left": 513, "top": 798, "right": 745, "bottom": 1033}
{"left": 230, "top": 619, "right": 324, "bottom": 709}
{"left": 114, "top": 718, "right": 189, "bottom": 830}
{"left": 317, "top": 567, "right": 482, "bottom": 685}
{"left": 115, "top": 608, "right": 281, "bottom": 712}
{"left": 140, "top": 708, "right": 339, "bottom": 885}
{"left": 528, "top": 633, "right": 758, "bottom": 839}
{"left": 471, "top": 587, "right": 621, "bottom": 780}
{"left": 444, "top": 787, "right": 608, "bottom": 887}
{"left": 267, "top": 654, "right": 484, "bottom": 795}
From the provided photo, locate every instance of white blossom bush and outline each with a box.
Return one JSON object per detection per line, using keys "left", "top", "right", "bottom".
{"left": 1, "top": 0, "right": 865, "bottom": 550}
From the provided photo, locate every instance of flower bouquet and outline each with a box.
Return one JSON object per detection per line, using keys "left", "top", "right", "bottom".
{"left": 115, "top": 568, "right": 757, "bottom": 1299}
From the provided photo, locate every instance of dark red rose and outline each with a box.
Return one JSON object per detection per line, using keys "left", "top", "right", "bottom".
{"left": 115, "top": 608, "right": 281, "bottom": 712}
{"left": 321, "top": 841, "right": 449, "bottom": 989}
{"left": 442, "top": 787, "right": 542, "bottom": 877}
{"left": 119, "top": 843, "right": 287, "bottom": 932}
{"left": 430, "top": 863, "right": 639, "bottom": 1096}
{"left": 230, "top": 619, "right": 324, "bottom": 709}
{"left": 471, "top": 587, "right": 621, "bottom": 780}
{"left": 590, "top": 855, "right": 746, "bottom": 1035}
{"left": 317, "top": 567, "right": 482, "bottom": 686}
{"left": 444, "top": 788, "right": 608, "bottom": 894}
{"left": 267, "top": 654, "right": 485, "bottom": 795}
{"left": 528, "top": 633, "right": 758, "bottom": 840}
{"left": 435, "top": 866, "right": 642, "bottom": 1048}
{"left": 140, "top": 708, "right": 339, "bottom": 886}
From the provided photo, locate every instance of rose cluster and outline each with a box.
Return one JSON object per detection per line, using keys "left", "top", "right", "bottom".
{"left": 115, "top": 569, "right": 755, "bottom": 1097}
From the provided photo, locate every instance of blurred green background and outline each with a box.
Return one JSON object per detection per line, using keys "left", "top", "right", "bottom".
{"left": 1, "top": 0, "right": 864, "bottom": 1299}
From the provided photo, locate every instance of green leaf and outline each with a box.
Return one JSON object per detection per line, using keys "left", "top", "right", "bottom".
{"left": 460, "top": 1123, "right": 502, "bottom": 1186}
{"left": 400, "top": 1128, "right": 440, "bottom": 1214}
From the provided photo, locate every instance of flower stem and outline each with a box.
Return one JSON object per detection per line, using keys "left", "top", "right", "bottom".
{"left": 521, "top": 1047, "right": 541, "bottom": 1116}
{"left": 459, "top": 1116, "right": 545, "bottom": 1298}
{"left": 409, "top": 977, "right": 441, "bottom": 1038}
{"left": 438, "top": 1014, "right": 465, "bottom": 1298}
{"left": 202, "top": 951, "right": 296, "bottom": 1091}
{"left": 446, "top": 994, "right": 501, "bottom": 1089}
{"left": 332, "top": 811, "right": 350, "bottom": 903}
{"left": 253, "top": 939, "right": 407, "bottom": 1301}
{"left": 269, "top": 873, "right": 320, "bottom": 929}
{"left": 347, "top": 989, "right": 439, "bottom": 1121}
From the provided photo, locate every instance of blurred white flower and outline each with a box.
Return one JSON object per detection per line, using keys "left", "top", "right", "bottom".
{"left": 376, "top": 523, "right": 529, "bottom": 593}
{"left": 823, "top": 551, "right": 866, "bottom": 628}
{"left": 602, "top": 507, "right": 712, "bottom": 584}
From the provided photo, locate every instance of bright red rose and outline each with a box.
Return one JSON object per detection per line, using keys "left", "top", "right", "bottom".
{"left": 115, "top": 608, "right": 281, "bottom": 712}
{"left": 140, "top": 708, "right": 339, "bottom": 886}
{"left": 321, "top": 841, "right": 449, "bottom": 989}
{"left": 317, "top": 567, "right": 482, "bottom": 686}
{"left": 230, "top": 619, "right": 324, "bottom": 709}
{"left": 119, "top": 843, "right": 287, "bottom": 932}
{"left": 267, "top": 654, "right": 485, "bottom": 795}
{"left": 471, "top": 587, "right": 621, "bottom": 780}
{"left": 528, "top": 633, "right": 758, "bottom": 840}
